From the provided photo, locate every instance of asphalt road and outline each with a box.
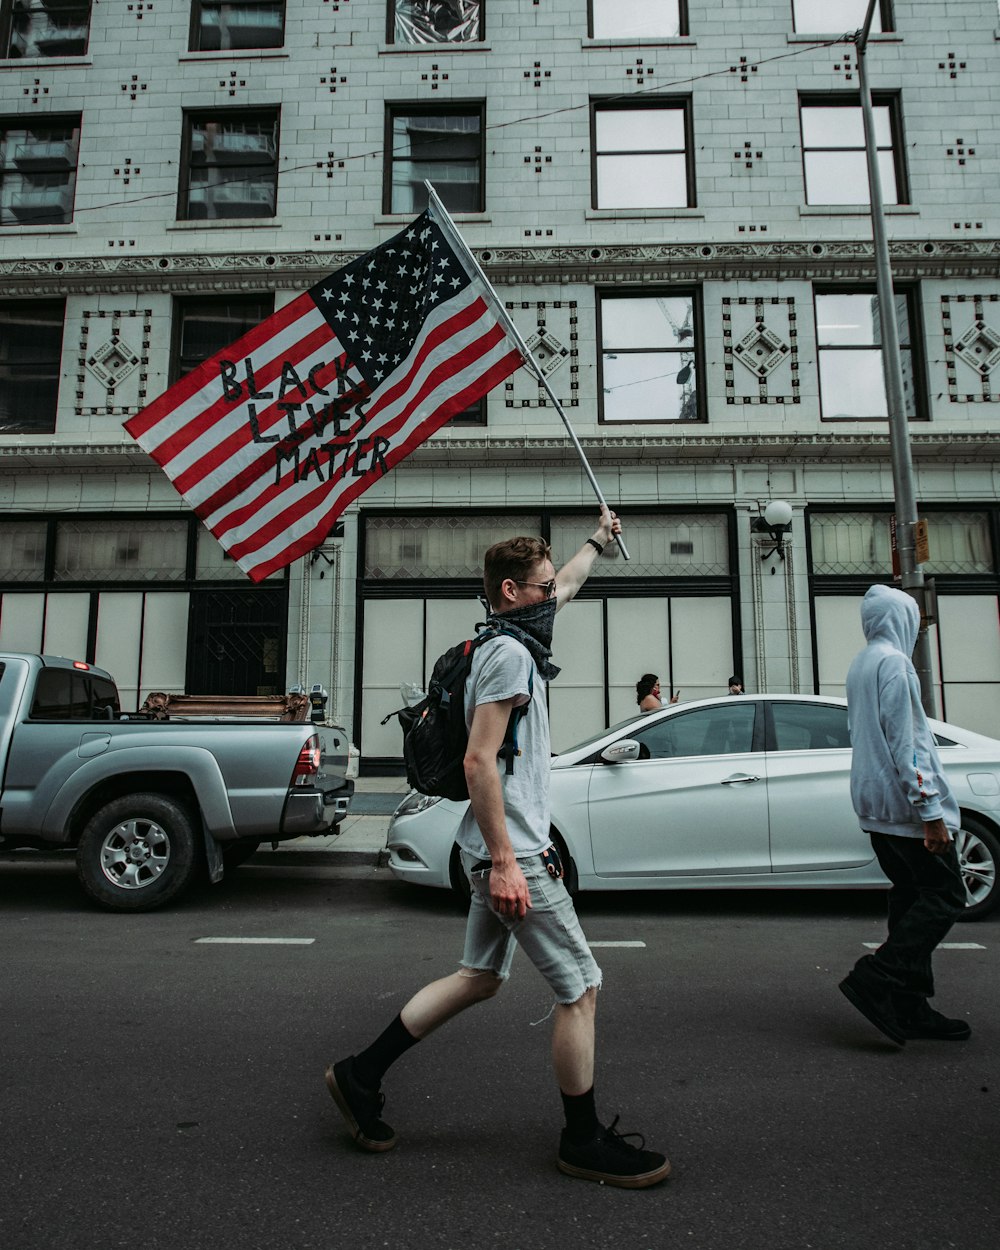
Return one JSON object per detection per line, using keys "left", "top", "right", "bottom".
{"left": 1, "top": 859, "right": 997, "bottom": 1250}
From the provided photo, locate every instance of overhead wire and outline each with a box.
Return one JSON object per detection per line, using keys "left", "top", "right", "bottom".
{"left": 13, "top": 32, "right": 858, "bottom": 224}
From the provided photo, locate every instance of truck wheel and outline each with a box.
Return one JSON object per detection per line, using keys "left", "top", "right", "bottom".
{"left": 76, "top": 793, "right": 198, "bottom": 912}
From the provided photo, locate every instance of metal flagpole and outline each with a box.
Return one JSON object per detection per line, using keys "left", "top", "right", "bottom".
{"left": 854, "top": 1, "right": 936, "bottom": 716}
{"left": 424, "top": 182, "right": 630, "bottom": 560}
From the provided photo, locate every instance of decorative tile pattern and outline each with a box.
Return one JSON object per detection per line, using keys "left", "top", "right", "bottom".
{"left": 942, "top": 295, "right": 1000, "bottom": 403}
{"left": 75, "top": 311, "right": 152, "bottom": 418}
{"left": 723, "top": 298, "right": 799, "bottom": 405}
{"left": 503, "top": 302, "right": 578, "bottom": 408}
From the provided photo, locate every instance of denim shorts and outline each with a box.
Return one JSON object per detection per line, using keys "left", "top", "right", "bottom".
{"left": 459, "top": 849, "right": 602, "bottom": 1005}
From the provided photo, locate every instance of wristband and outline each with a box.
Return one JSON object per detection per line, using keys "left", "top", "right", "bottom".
{"left": 586, "top": 537, "right": 605, "bottom": 555}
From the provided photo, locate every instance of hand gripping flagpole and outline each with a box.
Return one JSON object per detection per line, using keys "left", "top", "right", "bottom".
{"left": 424, "top": 183, "right": 629, "bottom": 560}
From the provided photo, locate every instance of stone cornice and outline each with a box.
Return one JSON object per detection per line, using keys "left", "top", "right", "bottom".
{"left": 2, "top": 430, "right": 998, "bottom": 472}
{"left": 1, "top": 239, "right": 998, "bottom": 296}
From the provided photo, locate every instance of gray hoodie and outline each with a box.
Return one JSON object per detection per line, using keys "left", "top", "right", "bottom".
{"left": 846, "top": 584, "right": 959, "bottom": 838}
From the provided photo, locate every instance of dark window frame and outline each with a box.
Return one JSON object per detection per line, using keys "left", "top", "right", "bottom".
{"left": 588, "top": 0, "right": 687, "bottom": 39}
{"left": 383, "top": 100, "right": 486, "bottom": 215}
{"left": 178, "top": 106, "right": 280, "bottom": 222}
{"left": 1, "top": 0, "right": 92, "bottom": 59}
{"left": 0, "top": 112, "right": 81, "bottom": 227}
{"left": 387, "top": 0, "right": 483, "bottom": 44}
{"left": 169, "top": 291, "right": 276, "bottom": 385}
{"left": 799, "top": 91, "right": 908, "bottom": 207}
{"left": 596, "top": 286, "right": 706, "bottom": 426}
{"left": 791, "top": 0, "right": 891, "bottom": 33}
{"left": 590, "top": 96, "right": 694, "bottom": 210}
{"left": 0, "top": 296, "right": 65, "bottom": 434}
{"left": 813, "top": 283, "right": 927, "bottom": 423}
{"left": 188, "top": 0, "right": 285, "bottom": 52}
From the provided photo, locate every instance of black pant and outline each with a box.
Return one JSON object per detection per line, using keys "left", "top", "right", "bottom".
{"left": 853, "top": 831, "right": 966, "bottom": 1011}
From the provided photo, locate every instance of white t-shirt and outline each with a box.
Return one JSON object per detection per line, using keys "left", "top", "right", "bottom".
{"left": 455, "top": 634, "right": 551, "bottom": 860}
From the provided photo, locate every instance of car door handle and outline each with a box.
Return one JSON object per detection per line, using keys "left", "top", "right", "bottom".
{"left": 720, "top": 773, "right": 760, "bottom": 785}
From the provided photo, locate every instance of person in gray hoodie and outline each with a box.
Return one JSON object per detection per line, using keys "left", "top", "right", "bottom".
{"left": 838, "top": 584, "right": 971, "bottom": 1045}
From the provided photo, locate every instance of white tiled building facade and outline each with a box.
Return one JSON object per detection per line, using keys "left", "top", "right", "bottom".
{"left": 2, "top": 0, "right": 1000, "bottom": 761}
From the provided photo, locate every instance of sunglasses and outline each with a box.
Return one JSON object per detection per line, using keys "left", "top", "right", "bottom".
{"left": 514, "top": 578, "right": 557, "bottom": 598}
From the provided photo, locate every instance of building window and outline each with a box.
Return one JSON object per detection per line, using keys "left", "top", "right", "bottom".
{"left": 0, "top": 299, "right": 64, "bottom": 433}
{"left": 53, "top": 519, "right": 189, "bottom": 582}
{"left": 598, "top": 292, "right": 701, "bottom": 423}
{"left": 800, "top": 96, "right": 904, "bottom": 205}
{"left": 446, "top": 397, "right": 485, "bottom": 426}
{"left": 815, "top": 289, "right": 922, "bottom": 421}
{"left": 792, "top": 0, "right": 887, "bottom": 31}
{"left": 189, "top": 0, "right": 284, "bottom": 51}
{"left": 809, "top": 510, "right": 992, "bottom": 576}
{"left": 385, "top": 103, "right": 484, "bottom": 214}
{"left": 590, "top": 0, "right": 683, "bottom": 38}
{"left": 179, "top": 109, "right": 279, "bottom": 221}
{"left": 592, "top": 100, "right": 691, "bottom": 209}
{"left": 1, "top": 0, "right": 91, "bottom": 58}
{"left": 172, "top": 293, "right": 274, "bottom": 382}
{"left": 0, "top": 116, "right": 80, "bottom": 226}
{"left": 390, "top": 0, "right": 480, "bottom": 43}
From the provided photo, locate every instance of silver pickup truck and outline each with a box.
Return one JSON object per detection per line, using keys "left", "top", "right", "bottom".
{"left": 0, "top": 653, "right": 356, "bottom": 912}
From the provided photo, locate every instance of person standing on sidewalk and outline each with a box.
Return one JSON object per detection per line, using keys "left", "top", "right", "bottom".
{"left": 326, "top": 506, "right": 671, "bottom": 1188}
{"left": 838, "top": 584, "right": 971, "bottom": 1045}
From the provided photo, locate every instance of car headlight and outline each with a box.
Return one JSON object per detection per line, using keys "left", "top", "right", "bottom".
{"left": 394, "top": 791, "right": 444, "bottom": 818}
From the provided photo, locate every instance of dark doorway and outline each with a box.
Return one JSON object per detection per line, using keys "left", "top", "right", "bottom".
{"left": 187, "top": 587, "right": 287, "bottom": 695}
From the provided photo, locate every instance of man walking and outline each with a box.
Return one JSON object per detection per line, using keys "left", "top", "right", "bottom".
{"left": 326, "top": 507, "right": 671, "bottom": 1187}
{"left": 839, "top": 584, "right": 971, "bottom": 1045}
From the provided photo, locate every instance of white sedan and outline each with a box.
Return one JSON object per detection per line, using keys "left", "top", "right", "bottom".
{"left": 386, "top": 694, "right": 1000, "bottom": 919}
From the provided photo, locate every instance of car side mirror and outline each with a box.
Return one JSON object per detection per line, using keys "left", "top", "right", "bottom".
{"left": 601, "top": 739, "right": 641, "bottom": 764}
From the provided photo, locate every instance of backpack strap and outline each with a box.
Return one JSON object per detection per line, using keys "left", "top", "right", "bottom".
{"left": 499, "top": 667, "right": 533, "bottom": 775}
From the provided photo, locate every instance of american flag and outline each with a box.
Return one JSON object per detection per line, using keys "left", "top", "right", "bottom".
{"left": 124, "top": 202, "right": 524, "bottom": 582}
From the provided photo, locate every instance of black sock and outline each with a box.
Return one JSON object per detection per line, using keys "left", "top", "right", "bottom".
{"left": 354, "top": 1014, "right": 419, "bottom": 1089}
{"left": 561, "top": 1086, "right": 600, "bottom": 1141}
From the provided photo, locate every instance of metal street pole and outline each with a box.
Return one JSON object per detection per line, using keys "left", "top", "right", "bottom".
{"left": 855, "top": 0, "right": 937, "bottom": 715}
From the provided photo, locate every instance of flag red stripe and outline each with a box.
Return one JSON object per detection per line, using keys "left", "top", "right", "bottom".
{"left": 150, "top": 316, "right": 336, "bottom": 472}
{"left": 237, "top": 350, "right": 522, "bottom": 582}
{"left": 221, "top": 326, "right": 516, "bottom": 560}
{"left": 172, "top": 342, "right": 355, "bottom": 501}
{"left": 199, "top": 292, "right": 491, "bottom": 527}
{"left": 124, "top": 292, "right": 315, "bottom": 440}
{"left": 214, "top": 316, "right": 508, "bottom": 545}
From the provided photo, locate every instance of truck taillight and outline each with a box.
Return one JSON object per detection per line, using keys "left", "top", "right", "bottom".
{"left": 291, "top": 735, "right": 321, "bottom": 787}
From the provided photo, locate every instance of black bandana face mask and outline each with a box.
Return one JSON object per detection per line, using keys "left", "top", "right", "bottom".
{"left": 486, "top": 596, "right": 560, "bottom": 680}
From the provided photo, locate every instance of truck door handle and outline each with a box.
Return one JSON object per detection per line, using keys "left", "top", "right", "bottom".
{"left": 720, "top": 773, "right": 760, "bottom": 785}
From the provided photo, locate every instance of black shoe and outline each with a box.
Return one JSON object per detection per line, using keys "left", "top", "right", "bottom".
{"left": 325, "top": 1056, "right": 397, "bottom": 1152}
{"left": 898, "top": 1003, "right": 972, "bottom": 1042}
{"left": 557, "top": 1116, "right": 671, "bottom": 1189}
{"left": 839, "top": 972, "right": 907, "bottom": 1046}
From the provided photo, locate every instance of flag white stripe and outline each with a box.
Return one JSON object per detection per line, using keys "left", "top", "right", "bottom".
{"left": 175, "top": 344, "right": 364, "bottom": 507}
{"left": 168, "top": 336, "right": 356, "bottom": 490}
{"left": 138, "top": 304, "right": 333, "bottom": 465}
{"left": 203, "top": 287, "right": 487, "bottom": 535}
{"left": 231, "top": 322, "right": 517, "bottom": 571}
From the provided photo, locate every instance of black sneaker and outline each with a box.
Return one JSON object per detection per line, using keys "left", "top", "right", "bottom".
{"left": 557, "top": 1116, "right": 671, "bottom": 1189}
{"left": 325, "top": 1056, "right": 397, "bottom": 1152}
{"left": 898, "top": 1003, "right": 972, "bottom": 1042}
{"left": 838, "top": 972, "right": 906, "bottom": 1046}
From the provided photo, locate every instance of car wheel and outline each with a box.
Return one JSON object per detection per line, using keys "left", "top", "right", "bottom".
{"left": 449, "top": 843, "right": 471, "bottom": 903}
{"left": 76, "top": 793, "right": 198, "bottom": 912}
{"left": 222, "top": 839, "right": 262, "bottom": 871}
{"left": 954, "top": 816, "right": 999, "bottom": 921}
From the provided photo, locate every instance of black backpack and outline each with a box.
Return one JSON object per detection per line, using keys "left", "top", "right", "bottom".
{"left": 382, "top": 627, "right": 531, "bottom": 801}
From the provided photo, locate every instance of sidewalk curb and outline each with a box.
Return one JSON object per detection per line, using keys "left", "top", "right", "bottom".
{"left": 248, "top": 849, "right": 390, "bottom": 868}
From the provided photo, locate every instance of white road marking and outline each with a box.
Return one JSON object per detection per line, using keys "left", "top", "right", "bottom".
{"left": 862, "top": 941, "right": 985, "bottom": 950}
{"left": 195, "top": 937, "right": 316, "bottom": 945}
{"left": 587, "top": 941, "right": 647, "bottom": 949}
